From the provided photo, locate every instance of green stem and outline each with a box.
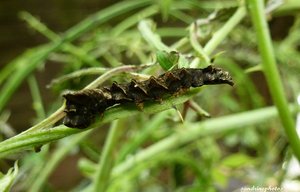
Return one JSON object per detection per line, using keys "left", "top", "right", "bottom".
{"left": 204, "top": 6, "right": 246, "bottom": 54}
{"left": 85, "top": 64, "right": 153, "bottom": 89}
{"left": 190, "top": 6, "right": 246, "bottom": 67}
{"left": 116, "top": 111, "right": 171, "bottom": 163}
{"left": 29, "top": 131, "right": 92, "bottom": 192}
{"left": 138, "top": 20, "right": 171, "bottom": 51}
{"left": 111, "top": 104, "right": 299, "bottom": 177}
{"left": 28, "top": 75, "right": 46, "bottom": 120}
{"left": 112, "top": 5, "right": 159, "bottom": 36}
{"left": 0, "top": 44, "right": 62, "bottom": 113}
{"left": 189, "top": 23, "right": 210, "bottom": 66}
{"left": 48, "top": 67, "right": 107, "bottom": 88}
{"left": 20, "top": 11, "right": 101, "bottom": 67}
{"left": 246, "top": 0, "right": 300, "bottom": 161}
{"left": 93, "top": 120, "right": 122, "bottom": 191}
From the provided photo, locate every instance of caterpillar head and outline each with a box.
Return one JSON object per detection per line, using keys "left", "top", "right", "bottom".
{"left": 201, "top": 66, "right": 234, "bottom": 86}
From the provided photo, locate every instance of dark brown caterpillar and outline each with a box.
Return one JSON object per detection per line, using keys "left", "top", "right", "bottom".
{"left": 63, "top": 66, "right": 233, "bottom": 128}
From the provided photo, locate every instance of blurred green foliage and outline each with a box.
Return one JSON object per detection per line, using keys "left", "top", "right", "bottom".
{"left": 0, "top": 0, "right": 300, "bottom": 191}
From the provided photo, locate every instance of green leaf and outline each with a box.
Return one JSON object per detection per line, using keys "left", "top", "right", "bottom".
{"left": 156, "top": 50, "right": 179, "bottom": 70}
{"left": 0, "top": 161, "right": 18, "bottom": 192}
{"left": 221, "top": 153, "right": 254, "bottom": 168}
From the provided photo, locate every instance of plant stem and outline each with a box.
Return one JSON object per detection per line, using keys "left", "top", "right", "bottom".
{"left": 93, "top": 120, "right": 122, "bottom": 192}
{"left": 111, "top": 104, "right": 299, "bottom": 177}
{"left": 138, "top": 20, "right": 171, "bottom": 51}
{"left": 29, "top": 131, "right": 92, "bottom": 192}
{"left": 189, "top": 23, "right": 210, "bottom": 66}
{"left": 116, "top": 111, "right": 171, "bottom": 163}
{"left": 85, "top": 64, "right": 153, "bottom": 89}
{"left": 20, "top": 11, "right": 101, "bottom": 67}
{"left": 190, "top": 5, "right": 246, "bottom": 67}
{"left": 28, "top": 75, "right": 46, "bottom": 120}
{"left": 246, "top": 0, "right": 300, "bottom": 161}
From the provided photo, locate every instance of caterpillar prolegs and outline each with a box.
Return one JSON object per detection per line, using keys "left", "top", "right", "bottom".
{"left": 63, "top": 66, "right": 234, "bottom": 128}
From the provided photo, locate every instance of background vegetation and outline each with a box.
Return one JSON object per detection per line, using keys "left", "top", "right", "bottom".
{"left": 0, "top": 0, "right": 300, "bottom": 191}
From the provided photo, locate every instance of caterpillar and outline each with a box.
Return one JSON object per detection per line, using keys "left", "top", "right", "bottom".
{"left": 63, "top": 66, "right": 234, "bottom": 128}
